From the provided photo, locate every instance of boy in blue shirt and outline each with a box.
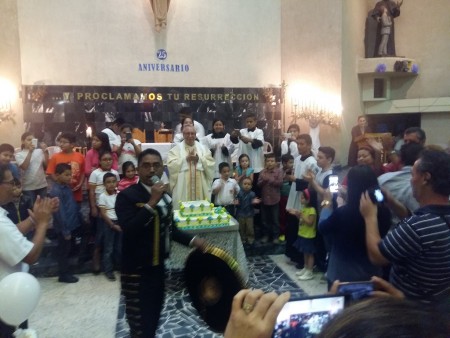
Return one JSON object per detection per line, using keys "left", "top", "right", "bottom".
{"left": 236, "top": 176, "right": 261, "bottom": 246}
{"left": 0, "top": 143, "right": 20, "bottom": 180}
{"left": 48, "top": 163, "right": 81, "bottom": 283}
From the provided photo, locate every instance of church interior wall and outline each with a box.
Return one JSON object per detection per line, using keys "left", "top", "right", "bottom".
{"left": 1, "top": 0, "right": 449, "bottom": 156}
{"left": 281, "top": 0, "right": 344, "bottom": 163}
{"left": 16, "top": 0, "right": 281, "bottom": 87}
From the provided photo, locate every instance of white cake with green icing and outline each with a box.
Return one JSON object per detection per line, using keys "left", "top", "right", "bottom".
{"left": 179, "top": 200, "right": 215, "bottom": 216}
{"left": 174, "top": 201, "right": 231, "bottom": 230}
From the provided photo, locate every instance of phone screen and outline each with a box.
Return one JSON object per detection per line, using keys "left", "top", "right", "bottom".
{"left": 373, "top": 189, "right": 384, "bottom": 203}
{"left": 125, "top": 132, "right": 132, "bottom": 141}
{"left": 32, "top": 138, "right": 38, "bottom": 147}
{"left": 273, "top": 295, "right": 345, "bottom": 338}
{"left": 329, "top": 175, "right": 339, "bottom": 193}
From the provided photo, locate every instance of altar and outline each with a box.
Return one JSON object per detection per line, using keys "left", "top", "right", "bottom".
{"left": 167, "top": 218, "right": 249, "bottom": 283}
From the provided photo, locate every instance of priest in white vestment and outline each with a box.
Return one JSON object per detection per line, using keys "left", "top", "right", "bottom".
{"left": 167, "top": 125, "right": 215, "bottom": 207}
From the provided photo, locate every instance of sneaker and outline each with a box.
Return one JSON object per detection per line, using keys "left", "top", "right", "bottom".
{"left": 105, "top": 272, "right": 116, "bottom": 281}
{"left": 298, "top": 270, "right": 314, "bottom": 281}
{"left": 295, "top": 268, "right": 307, "bottom": 276}
{"left": 278, "top": 235, "right": 286, "bottom": 242}
{"left": 58, "top": 274, "right": 79, "bottom": 283}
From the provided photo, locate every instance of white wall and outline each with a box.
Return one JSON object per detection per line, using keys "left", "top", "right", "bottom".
{"left": 281, "top": 0, "right": 343, "bottom": 161}
{"left": 17, "top": 0, "right": 281, "bottom": 87}
{"left": 0, "top": 0, "right": 24, "bottom": 147}
{"left": 341, "top": 0, "right": 368, "bottom": 165}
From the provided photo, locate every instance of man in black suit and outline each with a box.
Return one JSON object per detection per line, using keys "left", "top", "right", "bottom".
{"left": 116, "top": 148, "right": 204, "bottom": 337}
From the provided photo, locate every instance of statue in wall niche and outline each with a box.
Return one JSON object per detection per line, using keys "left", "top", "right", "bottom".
{"left": 150, "top": 0, "right": 170, "bottom": 32}
{"left": 365, "top": 0, "right": 403, "bottom": 58}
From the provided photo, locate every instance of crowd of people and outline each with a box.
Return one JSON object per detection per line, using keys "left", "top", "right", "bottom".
{"left": 1, "top": 109, "right": 449, "bottom": 337}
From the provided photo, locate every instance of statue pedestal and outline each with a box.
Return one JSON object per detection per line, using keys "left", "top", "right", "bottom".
{"left": 358, "top": 57, "right": 418, "bottom": 77}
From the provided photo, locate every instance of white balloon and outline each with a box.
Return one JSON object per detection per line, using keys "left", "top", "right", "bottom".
{"left": 0, "top": 272, "right": 41, "bottom": 326}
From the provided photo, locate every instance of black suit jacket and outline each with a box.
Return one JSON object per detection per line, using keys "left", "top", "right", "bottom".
{"left": 115, "top": 182, "right": 193, "bottom": 272}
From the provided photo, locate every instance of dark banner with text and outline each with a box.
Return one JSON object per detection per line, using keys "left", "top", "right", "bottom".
{"left": 22, "top": 85, "right": 281, "bottom": 148}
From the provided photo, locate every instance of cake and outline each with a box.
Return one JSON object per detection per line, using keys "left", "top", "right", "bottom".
{"left": 174, "top": 200, "right": 231, "bottom": 230}
{"left": 179, "top": 200, "right": 215, "bottom": 216}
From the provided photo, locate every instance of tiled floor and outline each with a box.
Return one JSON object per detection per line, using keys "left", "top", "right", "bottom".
{"left": 29, "top": 255, "right": 327, "bottom": 337}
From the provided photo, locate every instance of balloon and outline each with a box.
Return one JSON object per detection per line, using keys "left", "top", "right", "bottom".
{"left": 0, "top": 272, "right": 41, "bottom": 326}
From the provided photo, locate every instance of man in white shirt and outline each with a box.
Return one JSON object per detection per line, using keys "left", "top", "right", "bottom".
{"left": 0, "top": 164, "right": 56, "bottom": 335}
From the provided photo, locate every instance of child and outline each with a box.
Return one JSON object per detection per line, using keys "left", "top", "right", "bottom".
{"left": 303, "top": 146, "right": 335, "bottom": 271}
{"left": 15, "top": 132, "right": 48, "bottom": 203}
{"left": 281, "top": 124, "right": 300, "bottom": 158}
{"left": 118, "top": 161, "right": 139, "bottom": 192}
{"left": 303, "top": 146, "right": 335, "bottom": 205}
{"left": 98, "top": 172, "right": 122, "bottom": 281}
{"left": 117, "top": 124, "right": 142, "bottom": 175}
{"left": 89, "top": 150, "right": 121, "bottom": 218}
{"left": 1, "top": 178, "right": 33, "bottom": 224}
{"left": 88, "top": 150, "right": 120, "bottom": 273}
{"left": 48, "top": 163, "right": 81, "bottom": 283}
{"left": 85, "top": 131, "right": 119, "bottom": 178}
{"left": 234, "top": 154, "right": 254, "bottom": 185}
{"left": 235, "top": 177, "right": 260, "bottom": 246}
{"left": 46, "top": 132, "right": 85, "bottom": 203}
{"left": 230, "top": 113, "right": 265, "bottom": 178}
{"left": 201, "top": 118, "right": 235, "bottom": 179}
{"left": 279, "top": 154, "right": 295, "bottom": 242}
{"left": 0, "top": 143, "right": 20, "bottom": 180}
{"left": 212, "top": 162, "right": 240, "bottom": 216}
{"left": 257, "top": 153, "right": 283, "bottom": 244}
{"left": 231, "top": 114, "right": 265, "bottom": 199}
{"left": 285, "top": 134, "right": 318, "bottom": 264}
{"left": 288, "top": 189, "right": 317, "bottom": 281}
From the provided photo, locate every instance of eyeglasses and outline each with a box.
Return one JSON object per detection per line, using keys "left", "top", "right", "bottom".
{"left": 101, "top": 158, "right": 113, "bottom": 162}
{"left": 1, "top": 179, "right": 16, "bottom": 187}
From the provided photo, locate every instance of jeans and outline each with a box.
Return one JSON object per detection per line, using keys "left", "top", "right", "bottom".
{"left": 260, "top": 203, "right": 280, "bottom": 240}
{"left": 57, "top": 232, "right": 72, "bottom": 276}
{"left": 103, "top": 220, "right": 122, "bottom": 273}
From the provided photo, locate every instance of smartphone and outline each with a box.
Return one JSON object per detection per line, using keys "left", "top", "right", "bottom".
{"left": 337, "top": 281, "right": 374, "bottom": 302}
{"left": 273, "top": 294, "right": 345, "bottom": 338}
{"left": 368, "top": 187, "right": 384, "bottom": 203}
{"left": 31, "top": 138, "right": 38, "bottom": 148}
{"left": 329, "top": 175, "right": 339, "bottom": 193}
{"left": 125, "top": 132, "right": 132, "bottom": 141}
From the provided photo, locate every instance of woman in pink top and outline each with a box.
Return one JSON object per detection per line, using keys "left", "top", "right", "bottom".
{"left": 85, "top": 131, "right": 118, "bottom": 178}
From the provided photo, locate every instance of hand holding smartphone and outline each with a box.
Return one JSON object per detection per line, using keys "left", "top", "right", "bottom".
{"left": 337, "top": 281, "right": 374, "bottom": 302}
{"left": 125, "top": 132, "right": 132, "bottom": 141}
{"left": 329, "top": 175, "right": 339, "bottom": 193}
{"left": 31, "top": 138, "right": 38, "bottom": 148}
{"left": 273, "top": 294, "right": 345, "bottom": 337}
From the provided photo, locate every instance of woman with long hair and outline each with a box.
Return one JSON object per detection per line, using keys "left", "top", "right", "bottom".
{"left": 318, "top": 165, "right": 391, "bottom": 288}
